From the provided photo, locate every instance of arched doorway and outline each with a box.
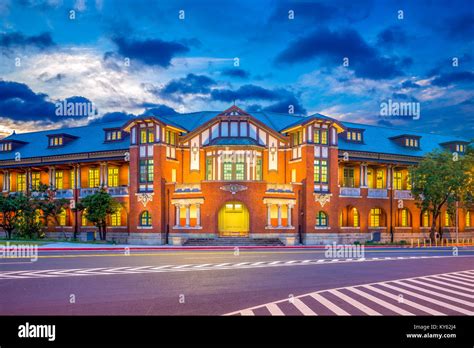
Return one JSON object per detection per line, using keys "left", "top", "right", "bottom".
{"left": 218, "top": 201, "right": 249, "bottom": 237}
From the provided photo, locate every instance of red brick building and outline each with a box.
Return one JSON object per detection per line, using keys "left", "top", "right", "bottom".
{"left": 0, "top": 105, "right": 472, "bottom": 245}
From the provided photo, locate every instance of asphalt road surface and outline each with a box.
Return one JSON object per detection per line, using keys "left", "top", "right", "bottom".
{"left": 0, "top": 247, "right": 473, "bottom": 315}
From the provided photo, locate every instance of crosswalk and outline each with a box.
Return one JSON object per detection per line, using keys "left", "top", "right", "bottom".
{"left": 0, "top": 255, "right": 471, "bottom": 280}
{"left": 226, "top": 270, "right": 474, "bottom": 316}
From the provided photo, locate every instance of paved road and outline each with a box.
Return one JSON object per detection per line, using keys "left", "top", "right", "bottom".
{"left": 0, "top": 247, "right": 472, "bottom": 315}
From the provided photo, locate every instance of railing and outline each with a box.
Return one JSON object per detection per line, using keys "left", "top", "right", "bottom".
{"left": 108, "top": 186, "right": 129, "bottom": 196}
{"left": 80, "top": 188, "right": 100, "bottom": 197}
{"left": 339, "top": 187, "right": 361, "bottom": 197}
{"left": 367, "top": 188, "right": 388, "bottom": 198}
{"left": 55, "top": 189, "right": 74, "bottom": 199}
{"left": 394, "top": 190, "right": 413, "bottom": 199}
{"left": 175, "top": 183, "right": 201, "bottom": 193}
{"left": 266, "top": 183, "right": 293, "bottom": 193}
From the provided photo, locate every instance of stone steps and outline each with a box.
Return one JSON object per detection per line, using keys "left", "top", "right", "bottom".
{"left": 183, "top": 237, "right": 285, "bottom": 246}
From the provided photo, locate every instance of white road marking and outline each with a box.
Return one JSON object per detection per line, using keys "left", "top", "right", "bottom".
{"left": 266, "top": 303, "right": 285, "bottom": 316}
{"left": 327, "top": 289, "right": 381, "bottom": 315}
{"left": 309, "top": 293, "right": 349, "bottom": 315}
{"left": 346, "top": 286, "right": 414, "bottom": 315}
{"left": 292, "top": 298, "right": 317, "bottom": 315}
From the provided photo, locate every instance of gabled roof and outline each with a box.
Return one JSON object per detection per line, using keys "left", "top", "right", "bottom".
{"left": 0, "top": 121, "right": 129, "bottom": 161}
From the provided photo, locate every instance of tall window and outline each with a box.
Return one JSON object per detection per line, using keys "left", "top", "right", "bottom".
{"left": 17, "top": 173, "right": 26, "bottom": 192}
{"left": 223, "top": 162, "right": 233, "bottom": 180}
{"left": 206, "top": 158, "right": 213, "bottom": 180}
{"left": 314, "top": 129, "right": 320, "bottom": 144}
{"left": 466, "top": 211, "right": 471, "bottom": 227}
{"left": 70, "top": 170, "right": 75, "bottom": 189}
{"left": 376, "top": 169, "right": 384, "bottom": 189}
{"left": 445, "top": 212, "right": 452, "bottom": 227}
{"left": 59, "top": 209, "right": 67, "bottom": 226}
{"left": 55, "top": 171, "right": 63, "bottom": 189}
{"left": 314, "top": 160, "right": 328, "bottom": 183}
{"left": 367, "top": 168, "right": 373, "bottom": 188}
{"left": 139, "top": 160, "right": 154, "bottom": 183}
{"left": 353, "top": 208, "right": 359, "bottom": 227}
{"left": 140, "top": 127, "right": 155, "bottom": 144}
{"left": 393, "top": 171, "right": 402, "bottom": 190}
{"left": 370, "top": 208, "right": 382, "bottom": 227}
{"left": 235, "top": 162, "right": 245, "bottom": 181}
{"left": 343, "top": 168, "right": 354, "bottom": 187}
{"left": 291, "top": 131, "right": 302, "bottom": 146}
{"left": 88, "top": 168, "right": 100, "bottom": 188}
{"left": 111, "top": 210, "right": 121, "bottom": 226}
{"left": 165, "top": 130, "right": 176, "bottom": 145}
{"left": 321, "top": 130, "right": 328, "bottom": 145}
{"left": 422, "top": 211, "right": 430, "bottom": 227}
{"left": 108, "top": 167, "right": 119, "bottom": 187}
{"left": 255, "top": 158, "right": 262, "bottom": 180}
{"left": 400, "top": 208, "right": 409, "bottom": 227}
{"left": 140, "top": 211, "right": 152, "bottom": 226}
{"left": 316, "top": 211, "right": 328, "bottom": 226}
{"left": 32, "top": 172, "right": 41, "bottom": 190}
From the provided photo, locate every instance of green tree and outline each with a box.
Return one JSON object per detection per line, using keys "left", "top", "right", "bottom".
{"left": 0, "top": 194, "right": 28, "bottom": 239}
{"left": 76, "top": 188, "right": 121, "bottom": 241}
{"left": 410, "top": 146, "right": 474, "bottom": 241}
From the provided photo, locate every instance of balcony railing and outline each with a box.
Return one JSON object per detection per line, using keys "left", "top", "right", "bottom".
{"left": 368, "top": 188, "right": 388, "bottom": 198}
{"left": 80, "top": 188, "right": 100, "bottom": 197}
{"left": 55, "top": 189, "right": 74, "bottom": 199}
{"left": 175, "top": 183, "right": 201, "bottom": 193}
{"left": 394, "top": 190, "right": 413, "bottom": 199}
{"left": 108, "top": 186, "right": 129, "bottom": 196}
{"left": 339, "top": 187, "right": 361, "bottom": 197}
{"left": 266, "top": 183, "right": 293, "bottom": 193}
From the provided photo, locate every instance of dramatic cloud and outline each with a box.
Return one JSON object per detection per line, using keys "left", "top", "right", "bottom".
{"left": 142, "top": 104, "right": 179, "bottom": 116}
{"left": 275, "top": 28, "right": 403, "bottom": 79}
{"left": 220, "top": 68, "right": 250, "bottom": 79}
{"left": 431, "top": 71, "right": 474, "bottom": 86}
{"left": 377, "top": 26, "right": 408, "bottom": 47}
{"left": 88, "top": 111, "right": 136, "bottom": 125}
{"left": 0, "top": 31, "right": 54, "bottom": 50}
{"left": 0, "top": 80, "right": 93, "bottom": 123}
{"left": 160, "top": 74, "right": 216, "bottom": 97}
{"left": 112, "top": 36, "right": 189, "bottom": 67}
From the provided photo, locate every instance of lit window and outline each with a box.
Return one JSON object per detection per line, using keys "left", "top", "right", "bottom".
{"left": 235, "top": 162, "right": 245, "bottom": 181}
{"left": 88, "top": 168, "right": 100, "bottom": 188}
{"left": 255, "top": 158, "right": 262, "bottom": 180}
{"left": 321, "top": 130, "right": 328, "bottom": 145}
{"left": 111, "top": 210, "right": 121, "bottom": 226}
{"left": 316, "top": 211, "right": 328, "bottom": 226}
{"left": 165, "top": 130, "right": 176, "bottom": 145}
{"left": 140, "top": 211, "right": 152, "bottom": 226}
{"left": 400, "top": 209, "right": 409, "bottom": 227}
{"left": 314, "top": 160, "right": 328, "bottom": 184}
{"left": 32, "top": 172, "right": 41, "bottom": 190}
{"left": 466, "top": 211, "right": 471, "bottom": 227}
{"left": 314, "top": 129, "right": 320, "bottom": 144}
{"left": 106, "top": 130, "right": 122, "bottom": 141}
{"left": 140, "top": 128, "right": 155, "bottom": 144}
{"left": 376, "top": 169, "right": 384, "bottom": 189}
{"left": 393, "top": 171, "right": 402, "bottom": 190}
{"left": 223, "top": 162, "right": 233, "bottom": 180}
{"left": 55, "top": 171, "right": 63, "bottom": 189}
{"left": 206, "top": 158, "right": 213, "bottom": 180}
{"left": 343, "top": 168, "right": 354, "bottom": 187}
{"left": 70, "top": 170, "right": 75, "bottom": 189}
{"left": 49, "top": 136, "right": 64, "bottom": 147}
{"left": 291, "top": 131, "right": 303, "bottom": 146}
{"left": 108, "top": 167, "right": 119, "bottom": 187}
{"left": 59, "top": 209, "right": 67, "bottom": 226}
{"left": 353, "top": 208, "right": 359, "bottom": 227}
{"left": 17, "top": 173, "right": 26, "bottom": 192}
{"left": 445, "top": 212, "right": 452, "bottom": 227}
{"left": 0, "top": 142, "right": 12, "bottom": 151}
{"left": 370, "top": 208, "right": 382, "bottom": 227}
{"left": 422, "top": 211, "right": 430, "bottom": 227}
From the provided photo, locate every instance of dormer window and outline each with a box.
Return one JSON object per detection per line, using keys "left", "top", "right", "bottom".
{"left": 405, "top": 138, "right": 418, "bottom": 148}
{"left": 47, "top": 133, "right": 77, "bottom": 148}
{"left": 0, "top": 142, "right": 12, "bottom": 152}
{"left": 389, "top": 134, "right": 421, "bottom": 149}
{"left": 345, "top": 129, "right": 363, "bottom": 143}
{"left": 456, "top": 144, "right": 466, "bottom": 153}
{"left": 49, "top": 136, "right": 63, "bottom": 147}
{"left": 105, "top": 129, "right": 122, "bottom": 142}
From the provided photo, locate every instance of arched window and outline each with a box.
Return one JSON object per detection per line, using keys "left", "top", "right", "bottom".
{"left": 111, "top": 210, "right": 121, "bottom": 226}
{"left": 422, "top": 210, "right": 430, "bottom": 227}
{"left": 140, "top": 211, "right": 152, "bottom": 226}
{"left": 59, "top": 209, "right": 67, "bottom": 226}
{"left": 400, "top": 208, "right": 411, "bottom": 227}
{"left": 316, "top": 211, "right": 328, "bottom": 227}
{"left": 445, "top": 212, "right": 452, "bottom": 227}
{"left": 352, "top": 208, "right": 359, "bottom": 227}
{"left": 370, "top": 208, "right": 382, "bottom": 227}
{"left": 467, "top": 211, "right": 471, "bottom": 227}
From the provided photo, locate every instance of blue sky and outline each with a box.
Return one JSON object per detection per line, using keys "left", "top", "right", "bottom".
{"left": 0, "top": 0, "right": 473, "bottom": 137}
